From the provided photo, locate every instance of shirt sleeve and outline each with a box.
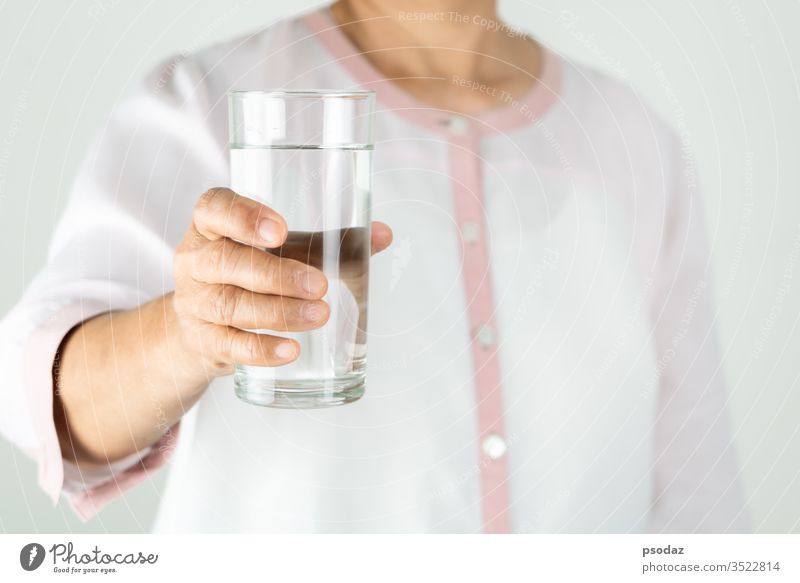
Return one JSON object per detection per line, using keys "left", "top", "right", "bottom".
{"left": 645, "top": 131, "right": 751, "bottom": 533}
{"left": 0, "top": 54, "right": 226, "bottom": 521}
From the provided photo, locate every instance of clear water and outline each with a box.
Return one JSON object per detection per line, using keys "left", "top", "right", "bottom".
{"left": 229, "top": 146, "right": 372, "bottom": 407}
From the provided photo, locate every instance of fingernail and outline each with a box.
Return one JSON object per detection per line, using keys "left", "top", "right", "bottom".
{"left": 303, "top": 302, "right": 327, "bottom": 322}
{"left": 275, "top": 342, "right": 296, "bottom": 359}
{"left": 258, "top": 218, "right": 282, "bottom": 246}
{"left": 301, "top": 270, "right": 327, "bottom": 295}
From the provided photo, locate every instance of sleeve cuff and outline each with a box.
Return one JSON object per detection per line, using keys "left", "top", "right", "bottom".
{"left": 65, "top": 425, "right": 179, "bottom": 521}
{"left": 22, "top": 300, "right": 179, "bottom": 522}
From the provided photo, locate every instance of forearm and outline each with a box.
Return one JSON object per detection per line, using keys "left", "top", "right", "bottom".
{"left": 54, "top": 293, "right": 211, "bottom": 465}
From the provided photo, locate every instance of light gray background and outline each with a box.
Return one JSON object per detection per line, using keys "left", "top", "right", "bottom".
{"left": 1, "top": 0, "right": 798, "bottom": 533}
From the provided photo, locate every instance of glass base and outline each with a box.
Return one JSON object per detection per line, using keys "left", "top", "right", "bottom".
{"left": 234, "top": 376, "right": 365, "bottom": 409}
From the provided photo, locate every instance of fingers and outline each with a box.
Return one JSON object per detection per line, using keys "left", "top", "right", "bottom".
{"left": 184, "top": 285, "right": 330, "bottom": 331}
{"left": 192, "top": 187, "right": 288, "bottom": 248}
{"left": 186, "top": 237, "right": 328, "bottom": 300}
{"left": 196, "top": 322, "right": 300, "bottom": 367}
{"left": 193, "top": 188, "right": 392, "bottom": 258}
{"left": 371, "top": 221, "right": 393, "bottom": 255}
{"left": 179, "top": 189, "right": 394, "bottom": 374}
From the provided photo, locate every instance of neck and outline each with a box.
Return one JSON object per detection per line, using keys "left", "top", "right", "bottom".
{"left": 331, "top": 0, "right": 503, "bottom": 79}
{"left": 329, "top": 0, "right": 542, "bottom": 114}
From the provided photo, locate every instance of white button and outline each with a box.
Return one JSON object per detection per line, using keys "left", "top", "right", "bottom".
{"left": 462, "top": 221, "right": 481, "bottom": 243}
{"left": 482, "top": 433, "right": 507, "bottom": 460}
{"left": 475, "top": 324, "right": 495, "bottom": 349}
{"left": 445, "top": 115, "right": 470, "bottom": 135}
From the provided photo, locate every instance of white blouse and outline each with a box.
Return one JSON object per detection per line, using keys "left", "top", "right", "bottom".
{"left": 0, "top": 7, "right": 749, "bottom": 533}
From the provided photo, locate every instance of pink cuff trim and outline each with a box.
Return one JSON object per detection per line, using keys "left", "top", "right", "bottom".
{"left": 23, "top": 300, "right": 111, "bottom": 505}
{"left": 448, "top": 137, "right": 512, "bottom": 533}
{"left": 68, "top": 425, "right": 179, "bottom": 521}
{"left": 22, "top": 300, "right": 180, "bottom": 521}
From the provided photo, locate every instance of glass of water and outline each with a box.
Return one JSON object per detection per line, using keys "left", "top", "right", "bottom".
{"left": 227, "top": 90, "right": 375, "bottom": 408}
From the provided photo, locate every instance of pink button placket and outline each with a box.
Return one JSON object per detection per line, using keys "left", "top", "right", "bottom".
{"left": 448, "top": 129, "right": 512, "bottom": 533}
{"left": 303, "top": 6, "right": 562, "bottom": 534}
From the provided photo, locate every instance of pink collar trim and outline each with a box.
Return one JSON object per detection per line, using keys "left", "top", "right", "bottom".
{"left": 302, "top": 7, "right": 562, "bottom": 138}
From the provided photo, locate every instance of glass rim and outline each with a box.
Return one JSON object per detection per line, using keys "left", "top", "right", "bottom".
{"left": 228, "top": 89, "right": 375, "bottom": 100}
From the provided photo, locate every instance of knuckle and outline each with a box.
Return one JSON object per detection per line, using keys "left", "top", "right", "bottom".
{"left": 258, "top": 254, "right": 282, "bottom": 291}
{"left": 187, "top": 229, "right": 207, "bottom": 251}
{"left": 241, "top": 336, "right": 262, "bottom": 363}
{"left": 263, "top": 297, "right": 288, "bottom": 329}
{"left": 231, "top": 332, "right": 262, "bottom": 364}
{"left": 207, "top": 239, "right": 239, "bottom": 276}
{"left": 214, "top": 329, "right": 237, "bottom": 362}
{"left": 196, "top": 187, "right": 227, "bottom": 213}
{"left": 209, "top": 285, "right": 241, "bottom": 324}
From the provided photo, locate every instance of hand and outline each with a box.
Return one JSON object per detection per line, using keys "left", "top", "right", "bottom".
{"left": 172, "top": 187, "right": 392, "bottom": 375}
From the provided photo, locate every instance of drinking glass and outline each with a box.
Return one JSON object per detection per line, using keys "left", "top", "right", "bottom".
{"left": 228, "top": 90, "right": 375, "bottom": 408}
